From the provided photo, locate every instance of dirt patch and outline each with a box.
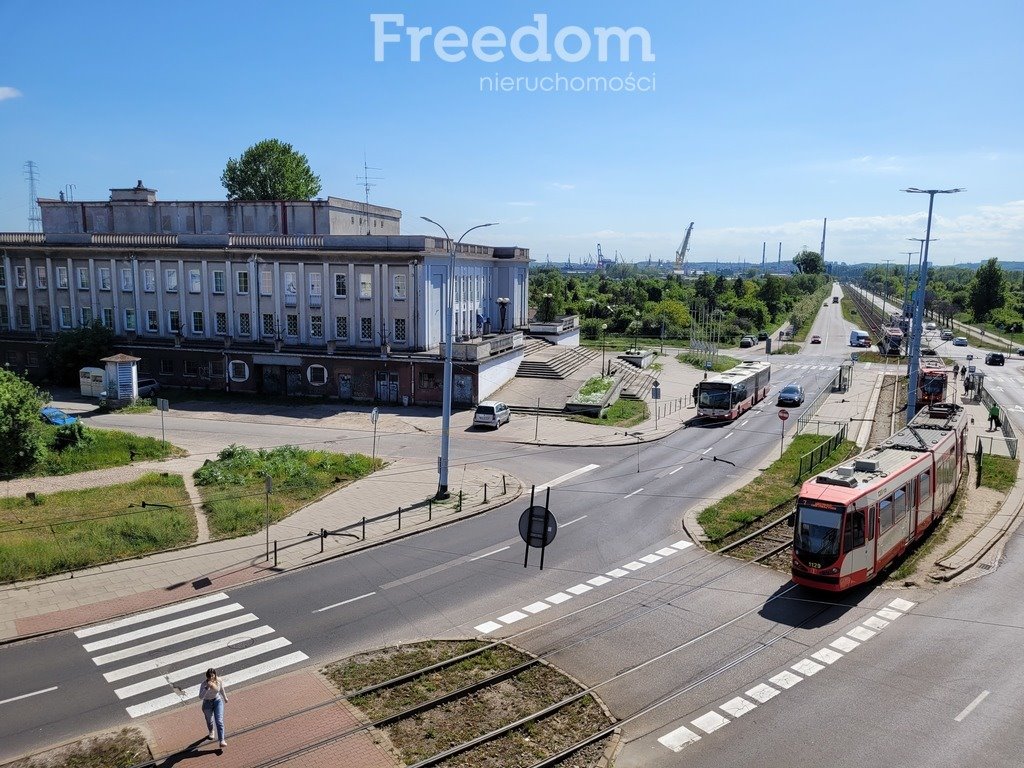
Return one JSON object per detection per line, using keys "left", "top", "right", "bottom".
{"left": 322, "top": 639, "right": 486, "bottom": 694}
{"left": 1, "top": 728, "right": 150, "bottom": 768}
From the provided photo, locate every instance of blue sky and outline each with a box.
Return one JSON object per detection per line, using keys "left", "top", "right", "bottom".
{"left": 1, "top": 0, "right": 1021, "bottom": 265}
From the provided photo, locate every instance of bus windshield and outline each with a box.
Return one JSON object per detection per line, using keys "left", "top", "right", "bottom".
{"left": 795, "top": 504, "right": 843, "bottom": 558}
{"left": 698, "top": 384, "right": 732, "bottom": 410}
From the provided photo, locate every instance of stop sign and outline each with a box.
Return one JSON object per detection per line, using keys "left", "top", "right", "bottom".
{"left": 778, "top": 409, "right": 790, "bottom": 421}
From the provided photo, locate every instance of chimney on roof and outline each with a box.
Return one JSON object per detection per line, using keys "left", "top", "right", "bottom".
{"left": 110, "top": 180, "right": 157, "bottom": 203}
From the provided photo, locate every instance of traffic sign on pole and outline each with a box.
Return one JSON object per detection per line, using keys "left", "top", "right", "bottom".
{"left": 778, "top": 409, "right": 790, "bottom": 421}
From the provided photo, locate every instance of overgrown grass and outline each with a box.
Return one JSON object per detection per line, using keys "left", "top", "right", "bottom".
{"left": 101, "top": 398, "right": 156, "bottom": 414}
{"left": 194, "top": 444, "right": 380, "bottom": 538}
{"left": 0, "top": 473, "right": 194, "bottom": 582}
{"left": 567, "top": 398, "right": 647, "bottom": 428}
{"left": 979, "top": 454, "right": 1018, "bottom": 492}
{"left": 699, "top": 435, "right": 858, "bottom": 545}
{"left": 575, "top": 376, "right": 614, "bottom": 402}
{"left": 675, "top": 352, "right": 740, "bottom": 372}
{"left": 30, "top": 424, "right": 184, "bottom": 477}
{"left": 323, "top": 640, "right": 487, "bottom": 695}
{"left": 2, "top": 728, "right": 150, "bottom": 768}
{"left": 773, "top": 343, "right": 801, "bottom": 355}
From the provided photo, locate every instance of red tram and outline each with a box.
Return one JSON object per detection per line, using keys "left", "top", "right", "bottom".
{"left": 791, "top": 402, "right": 968, "bottom": 591}
{"left": 918, "top": 358, "right": 952, "bottom": 405}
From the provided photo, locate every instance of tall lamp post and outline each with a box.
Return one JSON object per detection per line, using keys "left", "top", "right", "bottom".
{"left": 496, "top": 296, "right": 510, "bottom": 333}
{"left": 903, "top": 187, "right": 963, "bottom": 420}
{"left": 600, "top": 323, "right": 608, "bottom": 376}
{"left": 421, "top": 217, "right": 498, "bottom": 499}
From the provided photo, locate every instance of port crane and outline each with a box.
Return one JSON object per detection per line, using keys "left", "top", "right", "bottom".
{"left": 674, "top": 222, "right": 694, "bottom": 274}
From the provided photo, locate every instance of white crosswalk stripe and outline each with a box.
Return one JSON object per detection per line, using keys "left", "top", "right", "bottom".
{"left": 76, "top": 595, "right": 307, "bottom": 718}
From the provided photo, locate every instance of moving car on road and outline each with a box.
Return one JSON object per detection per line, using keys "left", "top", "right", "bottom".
{"left": 776, "top": 383, "right": 805, "bottom": 406}
{"left": 953, "top": 337, "right": 968, "bottom": 346}
{"left": 986, "top": 352, "right": 1005, "bottom": 366}
{"left": 940, "top": 329, "right": 954, "bottom": 341}
{"left": 810, "top": 335, "right": 822, "bottom": 344}
{"left": 473, "top": 401, "right": 511, "bottom": 429}
{"left": 40, "top": 407, "right": 79, "bottom": 426}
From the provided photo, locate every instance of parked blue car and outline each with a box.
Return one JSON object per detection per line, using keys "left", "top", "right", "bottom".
{"left": 40, "top": 407, "right": 79, "bottom": 426}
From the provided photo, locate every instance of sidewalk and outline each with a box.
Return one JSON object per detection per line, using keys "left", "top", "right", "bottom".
{"left": 0, "top": 459, "right": 523, "bottom": 642}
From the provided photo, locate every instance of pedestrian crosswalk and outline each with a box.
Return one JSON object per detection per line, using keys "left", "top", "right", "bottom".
{"left": 780, "top": 364, "right": 838, "bottom": 370}
{"left": 74, "top": 592, "right": 307, "bottom": 718}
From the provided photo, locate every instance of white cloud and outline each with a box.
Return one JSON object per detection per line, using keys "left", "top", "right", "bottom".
{"left": 0, "top": 87, "right": 23, "bottom": 102}
{"left": 549, "top": 182, "right": 575, "bottom": 190}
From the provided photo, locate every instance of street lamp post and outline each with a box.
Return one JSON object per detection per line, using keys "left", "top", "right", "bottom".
{"left": 600, "top": 323, "right": 608, "bottom": 376}
{"left": 903, "top": 187, "right": 963, "bottom": 420}
{"left": 542, "top": 293, "right": 554, "bottom": 322}
{"left": 496, "top": 297, "right": 510, "bottom": 333}
{"left": 632, "top": 310, "right": 641, "bottom": 353}
{"left": 421, "top": 217, "right": 498, "bottom": 499}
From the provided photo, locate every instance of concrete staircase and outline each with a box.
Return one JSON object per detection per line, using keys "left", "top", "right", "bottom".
{"left": 614, "top": 359, "right": 659, "bottom": 400}
{"left": 515, "top": 346, "right": 600, "bottom": 380}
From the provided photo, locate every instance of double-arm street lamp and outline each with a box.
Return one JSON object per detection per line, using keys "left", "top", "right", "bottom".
{"left": 903, "top": 187, "right": 963, "bottom": 419}
{"left": 421, "top": 217, "right": 498, "bottom": 499}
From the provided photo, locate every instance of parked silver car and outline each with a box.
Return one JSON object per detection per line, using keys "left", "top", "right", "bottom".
{"left": 473, "top": 401, "right": 511, "bottom": 429}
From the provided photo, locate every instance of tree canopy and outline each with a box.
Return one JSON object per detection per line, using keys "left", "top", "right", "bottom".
{"left": 45, "top": 322, "right": 114, "bottom": 386}
{"left": 793, "top": 249, "right": 825, "bottom": 274}
{"left": 0, "top": 368, "right": 48, "bottom": 477}
{"left": 221, "top": 139, "right": 322, "bottom": 201}
{"left": 968, "top": 258, "right": 1005, "bottom": 320}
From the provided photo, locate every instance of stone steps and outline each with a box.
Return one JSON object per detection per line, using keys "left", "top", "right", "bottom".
{"left": 515, "top": 346, "right": 600, "bottom": 380}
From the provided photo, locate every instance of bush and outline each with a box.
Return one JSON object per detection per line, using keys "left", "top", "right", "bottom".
{"left": 0, "top": 369, "right": 48, "bottom": 477}
{"left": 52, "top": 421, "right": 94, "bottom": 451}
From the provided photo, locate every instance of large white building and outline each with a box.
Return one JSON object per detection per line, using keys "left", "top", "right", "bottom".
{"left": 0, "top": 182, "right": 530, "bottom": 405}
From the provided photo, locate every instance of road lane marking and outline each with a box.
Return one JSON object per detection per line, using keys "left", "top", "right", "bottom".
{"left": 75, "top": 593, "right": 231, "bottom": 638}
{"left": 739, "top": 419, "right": 749, "bottom": 427}
{"left": 640, "top": 554, "right": 662, "bottom": 564}
{"left": 498, "top": 610, "right": 528, "bottom": 624}
{"left": 701, "top": 447, "right": 712, "bottom": 454}
{"left": 0, "top": 686, "right": 59, "bottom": 706}
{"left": 474, "top": 621, "right": 502, "bottom": 634}
{"left": 561, "top": 515, "right": 587, "bottom": 527}
{"left": 670, "top": 540, "right": 694, "bottom": 550}
{"left": 624, "top": 488, "right": 644, "bottom": 499}
{"left": 669, "top": 466, "right": 684, "bottom": 475}
{"left": 745, "top": 683, "right": 780, "bottom": 703}
{"left": 523, "top": 602, "right": 550, "bottom": 614}
{"left": 720, "top": 696, "right": 757, "bottom": 717}
{"left": 606, "top": 568, "right": 629, "bottom": 577}
{"left": 955, "top": 690, "right": 990, "bottom": 722}
{"left": 692, "top": 711, "right": 730, "bottom": 733}
{"left": 658, "top": 725, "right": 701, "bottom": 752}
{"left": 546, "top": 592, "right": 572, "bottom": 604}
{"left": 566, "top": 583, "right": 593, "bottom": 595}
{"left": 722, "top": 431, "right": 734, "bottom": 440}
{"left": 587, "top": 575, "right": 611, "bottom": 586}
{"left": 82, "top": 604, "right": 245, "bottom": 652}
{"left": 124, "top": 651, "right": 309, "bottom": 719}
{"left": 534, "top": 463, "right": 600, "bottom": 493}
{"left": 792, "top": 659, "right": 824, "bottom": 676}
{"left": 469, "top": 546, "right": 510, "bottom": 561}
{"left": 655, "top": 547, "right": 677, "bottom": 557}
{"left": 313, "top": 591, "right": 377, "bottom": 613}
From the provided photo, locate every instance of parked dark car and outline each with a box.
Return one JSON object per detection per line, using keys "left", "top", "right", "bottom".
{"left": 986, "top": 352, "right": 1005, "bottom": 366}
{"left": 776, "top": 383, "right": 805, "bottom": 406}
{"left": 739, "top": 335, "right": 757, "bottom": 348}
{"left": 137, "top": 378, "right": 161, "bottom": 397}
{"left": 757, "top": 331, "right": 769, "bottom": 341}
{"left": 40, "top": 407, "right": 79, "bottom": 426}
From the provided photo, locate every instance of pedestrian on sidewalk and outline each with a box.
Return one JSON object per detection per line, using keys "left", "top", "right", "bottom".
{"left": 199, "top": 668, "right": 229, "bottom": 747}
{"left": 953, "top": 362, "right": 960, "bottom": 378}
{"left": 989, "top": 404, "right": 1001, "bottom": 432}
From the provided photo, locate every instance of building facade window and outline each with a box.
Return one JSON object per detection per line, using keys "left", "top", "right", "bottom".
{"left": 393, "top": 273, "right": 407, "bottom": 300}
{"left": 334, "top": 272, "right": 347, "bottom": 298}
{"left": 215, "top": 311, "right": 228, "bottom": 335}
{"left": 191, "top": 311, "right": 204, "bottom": 334}
{"left": 262, "top": 313, "right": 275, "bottom": 336}
{"left": 165, "top": 269, "right": 178, "bottom": 292}
{"left": 358, "top": 272, "right": 372, "bottom": 299}
{"left": 160, "top": 359, "right": 174, "bottom": 376}
{"left": 239, "top": 312, "right": 251, "bottom": 337}
{"left": 168, "top": 309, "right": 180, "bottom": 332}
{"left": 360, "top": 316, "right": 373, "bottom": 341}
{"left": 335, "top": 316, "right": 348, "bottom": 340}
{"left": 0, "top": 304, "right": 8, "bottom": 329}
{"left": 308, "top": 273, "right": 322, "bottom": 306}
{"left": 17, "top": 305, "right": 30, "bottom": 329}
{"left": 310, "top": 314, "right": 323, "bottom": 338}
{"left": 98, "top": 268, "right": 112, "bottom": 291}
{"left": 77, "top": 267, "right": 90, "bottom": 290}
{"left": 307, "top": 365, "right": 328, "bottom": 386}
{"left": 124, "top": 308, "right": 137, "bottom": 331}
{"left": 27, "top": 351, "right": 39, "bottom": 367}
{"left": 56, "top": 266, "right": 68, "bottom": 289}
{"left": 143, "top": 268, "right": 156, "bottom": 292}
{"left": 184, "top": 359, "right": 202, "bottom": 377}
{"left": 146, "top": 309, "right": 159, "bottom": 332}
{"left": 15, "top": 266, "right": 27, "bottom": 288}
{"left": 0, "top": 265, "right": 5, "bottom": 287}
{"left": 189, "top": 269, "right": 201, "bottom": 293}
{"left": 260, "top": 269, "right": 273, "bottom": 297}
{"left": 80, "top": 306, "right": 93, "bottom": 325}
{"left": 284, "top": 272, "right": 297, "bottom": 306}
{"left": 35, "top": 266, "right": 47, "bottom": 289}
{"left": 59, "top": 306, "right": 72, "bottom": 328}
{"left": 229, "top": 360, "right": 249, "bottom": 382}
{"left": 236, "top": 270, "right": 249, "bottom": 294}
{"left": 37, "top": 305, "right": 50, "bottom": 328}
{"left": 394, "top": 317, "right": 407, "bottom": 342}
{"left": 120, "top": 267, "right": 134, "bottom": 291}
{"left": 286, "top": 314, "right": 298, "bottom": 337}
{"left": 102, "top": 307, "right": 114, "bottom": 328}
{"left": 212, "top": 270, "right": 225, "bottom": 294}
{"left": 210, "top": 360, "right": 225, "bottom": 378}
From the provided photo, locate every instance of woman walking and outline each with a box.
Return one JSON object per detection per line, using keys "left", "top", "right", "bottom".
{"left": 199, "top": 668, "right": 228, "bottom": 747}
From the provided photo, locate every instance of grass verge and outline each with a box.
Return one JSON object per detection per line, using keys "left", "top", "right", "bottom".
{"left": 567, "top": 398, "right": 647, "bottom": 428}
{"left": 194, "top": 444, "right": 379, "bottom": 538}
{"left": 699, "top": 434, "right": 859, "bottom": 546}
{"left": 1, "top": 728, "right": 150, "bottom": 768}
{"left": 773, "top": 343, "right": 801, "bottom": 355}
{"left": 676, "top": 352, "right": 740, "bottom": 372}
{"left": 979, "top": 454, "right": 1018, "bottom": 492}
{"left": 24, "top": 425, "right": 184, "bottom": 478}
{"left": 324, "top": 641, "right": 613, "bottom": 768}
{"left": 0, "top": 473, "right": 193, "bottom": 582}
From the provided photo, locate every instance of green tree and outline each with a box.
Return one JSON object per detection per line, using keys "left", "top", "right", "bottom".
{"left": 45, "top": 322, "right": 114, "bottom": 386}
{"left": 221, "top": 139, "right": 322, "bottom": 200}
{"left": 758, "top": 274, "right": 786, "bottom": 317}
{"left": 0, "top": 368, "right": 48, "bottom": 477}
{"left": 793, "top": 249, "right": 825, "bottom": 274}
{"left": 969, "top": 258, "right": 1006, "bottom": 320}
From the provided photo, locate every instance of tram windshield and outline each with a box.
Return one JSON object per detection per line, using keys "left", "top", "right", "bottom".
{"left": 795, "top": 503, "right": 844, "bottom": 558}
{"left": 698, "top": 383, "right": 732, "bottom": 409}
{"left": 921, "top": 374, "right": 945, "bottom": 395}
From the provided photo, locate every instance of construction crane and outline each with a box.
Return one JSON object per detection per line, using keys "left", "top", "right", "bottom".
{"left": 674, "top": 222, "right": 694, "bottom": 274}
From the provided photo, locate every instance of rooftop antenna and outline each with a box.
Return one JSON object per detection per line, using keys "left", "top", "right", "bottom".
{"left": 356, "top": 153, "right": 383, "bottom": 235}
{"left": 24, "top": 161, "right": 41, "bottom": 232}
